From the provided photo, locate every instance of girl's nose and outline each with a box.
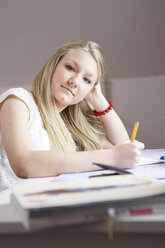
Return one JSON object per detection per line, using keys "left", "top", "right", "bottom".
{"left": 68, "top": 76, "right": 79, "bottom": 88}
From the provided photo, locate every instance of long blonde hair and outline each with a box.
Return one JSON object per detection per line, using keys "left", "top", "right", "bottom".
{"left": 32, "top": 39, "right": 106, "bottom": 151}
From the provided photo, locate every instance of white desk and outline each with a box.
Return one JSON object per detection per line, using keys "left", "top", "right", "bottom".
{"left": 1, "top": 149, "right": 165, "bottom": 248}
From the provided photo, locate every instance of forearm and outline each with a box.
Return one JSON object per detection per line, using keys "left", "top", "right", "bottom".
{"left": 91, "top": 95, "right": 130, "bottom": 145}
{"left": 16, "top": 149, "right": 111, "bottom": 178}
{"left": 100, "top": 109, "right": 130, "bottom": 145}
{"left": 16, "top": 140, "right": 144, "bottom": 178}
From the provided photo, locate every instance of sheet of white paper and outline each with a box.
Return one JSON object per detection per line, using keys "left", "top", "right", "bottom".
{"left": 138, "top": 157, "right": 165, "bottom": 166}
{"left": 141, "top": 149, "right": 165, "bottom": 159}
{"left": 52, "top": 169, "right": 114, "bottom": 182}
{"left": 138, "top": 149, "right": 165, "bottom": 165}
{"left": 128, "top": 163, "right": 165, "bottom": 179}
{"left": 128, "top": 149, "right": 165, "bottom": 179}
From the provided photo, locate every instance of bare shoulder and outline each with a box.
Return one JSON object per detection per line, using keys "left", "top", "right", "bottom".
{"left": 0, "top": 95, "right": 30, "bottom": 125}
{"left": 0, "top": 95, "right": 34, "bottom": 177}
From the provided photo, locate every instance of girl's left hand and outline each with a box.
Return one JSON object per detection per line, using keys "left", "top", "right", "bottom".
{"left": 85, "top": 83, "right": 104, "bottom": 106}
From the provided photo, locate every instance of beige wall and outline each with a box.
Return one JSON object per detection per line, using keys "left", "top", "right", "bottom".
{"left": 0, "top": 0, "right": 165, "bottom": 148}
{"left": 0, "top": 0, "right": 165, "bottom": 85}
{"left": 107, "top": 76, "right": 165, "bottom": 148}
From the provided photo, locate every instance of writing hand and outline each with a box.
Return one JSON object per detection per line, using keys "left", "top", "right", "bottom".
{"left": 111, "top": 141, "right": 145, "bottom": 169}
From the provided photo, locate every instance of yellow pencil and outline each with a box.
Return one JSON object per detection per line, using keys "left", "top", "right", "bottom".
{"left": 131, "top": 121, "right": 139, "bottom": 142}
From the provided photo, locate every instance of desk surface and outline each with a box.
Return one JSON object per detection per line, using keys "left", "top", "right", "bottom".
{"left": 0, "top": 149, "right": 165, "bottom": 234}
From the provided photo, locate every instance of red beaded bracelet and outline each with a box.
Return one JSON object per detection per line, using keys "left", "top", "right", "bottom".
{"left": 93, "top": 101, "right": 113, "bottom": 116}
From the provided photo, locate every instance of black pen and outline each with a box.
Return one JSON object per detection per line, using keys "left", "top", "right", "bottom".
{"left": 93, "top": 163, "right": 132, "bottom": 175}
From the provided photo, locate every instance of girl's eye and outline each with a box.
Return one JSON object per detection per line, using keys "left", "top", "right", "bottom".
{"left": 83, "top": 77, "right": 91, "bottom": 84}
{"left": 65, "top": 65, "right": 74, "bottom": 71}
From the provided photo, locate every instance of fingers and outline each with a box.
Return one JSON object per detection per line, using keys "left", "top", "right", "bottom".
{"left": 132, "top": 140, "right": 145, "bottom": 150}
{"left": 112, "top": 141, "right": 145, "bottom": 169}
{"left": 128, "top": 141, "right": 144, "bottom": 167}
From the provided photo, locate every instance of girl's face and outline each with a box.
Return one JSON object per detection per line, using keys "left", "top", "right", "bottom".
{"left": 52, "top": 49, "right": 98, "bottom": 112}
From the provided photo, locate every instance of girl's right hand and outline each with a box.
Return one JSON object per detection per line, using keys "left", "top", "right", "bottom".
{"left": 110, "top": 140, "right": 145, "bottom": 169}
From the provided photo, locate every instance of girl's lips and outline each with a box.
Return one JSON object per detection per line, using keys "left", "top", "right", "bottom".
{"left": 61, "top": 85, "right": 74, "bottom": 96}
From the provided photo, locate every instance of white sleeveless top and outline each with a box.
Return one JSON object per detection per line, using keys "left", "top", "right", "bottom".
{"left": 0, "top": 88, "right": 51, "bottom": 191}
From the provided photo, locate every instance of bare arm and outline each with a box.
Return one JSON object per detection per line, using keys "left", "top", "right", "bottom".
{"left": 0, "top": 97, "right": 144, "bottom": 179}
{"left": 86, "top": 83, "right": 130, "bottom": 147}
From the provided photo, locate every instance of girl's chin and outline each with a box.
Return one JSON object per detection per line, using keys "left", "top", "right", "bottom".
{"left": 55, "top": 95, "right": 82, "bottom": 108}
{"left": 55, "top": 97, "right": 72, "bottom": 109}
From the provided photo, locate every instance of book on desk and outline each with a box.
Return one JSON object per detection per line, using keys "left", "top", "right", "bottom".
{"left": 11, "top": 172, "right": 165, "bottom": 230}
